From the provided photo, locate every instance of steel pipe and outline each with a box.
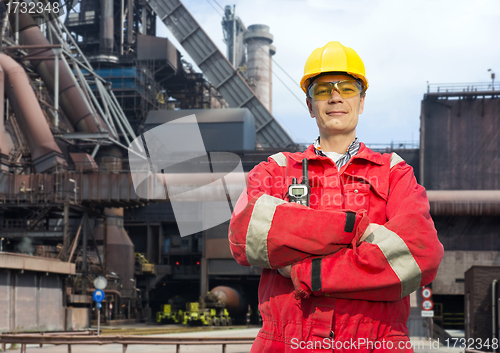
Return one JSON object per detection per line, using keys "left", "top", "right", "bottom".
{"left": 100, "top": 0, "right": 114, "bottom": 52}
{"left": 0, "top": 62, "right": 10, "bottom": 158}
{"left": 426, "top": 190, "right": 500, "bottom": 216}
{"left": 9, "top": 13, "right": 112, "bottom": 135}
{"left": 0, "top": 54, "right": 66, "bottom": 172}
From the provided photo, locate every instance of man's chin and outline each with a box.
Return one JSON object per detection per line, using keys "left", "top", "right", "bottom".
{"left": 320, "top": 125, "right": 352, "bottom": 135}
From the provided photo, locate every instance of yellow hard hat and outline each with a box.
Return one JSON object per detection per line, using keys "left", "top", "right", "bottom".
{"left": 300, "top": 41, "right": 368, "bottom": 94}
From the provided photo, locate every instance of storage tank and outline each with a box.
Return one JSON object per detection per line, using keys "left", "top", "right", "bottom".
{"left": 210, "top": 286, "right": 246, "bottom": 314}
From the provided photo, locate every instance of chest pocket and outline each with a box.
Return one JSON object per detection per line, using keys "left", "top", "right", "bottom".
{"left": 308, "top": 176, "right": 324, "bottom": 209}
{"left": 342, "top": 180, "right": 371, "bottom": 212}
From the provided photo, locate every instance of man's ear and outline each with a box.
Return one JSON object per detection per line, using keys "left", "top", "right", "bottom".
{"left": 359, "top": 95, "right": 365, "bottom": 115}
{"left": 306, "top": 98, "right": 315, "bottom": 118}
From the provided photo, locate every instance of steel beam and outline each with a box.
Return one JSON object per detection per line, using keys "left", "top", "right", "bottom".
{"left": 1, "top": 231, "right": 63, "bottom": 238}
{"left": 62, "top": 202, "right": 69, "bottom": 261}
{"left": 53, "top": 132, "right": 110, "bottom": 140}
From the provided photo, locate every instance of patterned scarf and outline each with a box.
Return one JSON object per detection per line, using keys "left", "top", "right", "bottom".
{"left": 313, "top": 137, "right": 360, "bottom": 169}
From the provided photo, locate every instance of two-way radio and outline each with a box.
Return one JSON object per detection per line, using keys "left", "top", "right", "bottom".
{"left": 288, "top": 158, "right": 310, "bottom": 206}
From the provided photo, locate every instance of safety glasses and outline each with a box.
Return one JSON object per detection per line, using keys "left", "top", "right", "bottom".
{"left": 308, "top": 80, "right": 362, "bottom": 100}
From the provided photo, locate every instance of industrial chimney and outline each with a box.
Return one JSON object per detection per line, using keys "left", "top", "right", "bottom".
{"left": 244, "top": 24, "right": 274, "bottom": 112}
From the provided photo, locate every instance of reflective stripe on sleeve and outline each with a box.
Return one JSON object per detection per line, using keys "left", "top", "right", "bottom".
{"left": 269, "top": 152, "right": 287, "bottom": 167}
{"left": 365, "top": 226, "right": 422, "bottom": 298}
{"left": 390, "top": 153, "right": 404, "bottom": 168}
{"left": 246, "top": 194, "right": 287, "bottom": 268}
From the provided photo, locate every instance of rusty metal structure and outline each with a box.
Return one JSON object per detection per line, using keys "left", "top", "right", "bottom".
{"left": 0, "top": 0, "right": 296, "bottom": 333}
{"left": 419, "top": 83, "right": 500, "bottom": 333}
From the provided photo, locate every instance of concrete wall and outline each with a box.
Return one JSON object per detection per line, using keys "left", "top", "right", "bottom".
{"left": 65, "top": 308, "right": 90, "bottom": 331}
{"left": 0, "top": 271, "right": 10, "bottom": 332}
{"left": 433, "top": 251, "right": 500, "bottom": 295}
{"left": 0, "top": 270, "right": 64, "bottom": 332}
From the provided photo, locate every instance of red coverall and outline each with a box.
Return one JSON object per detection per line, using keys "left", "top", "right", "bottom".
{"left": 229, "top": 143, "right": 444, "bottom": 352}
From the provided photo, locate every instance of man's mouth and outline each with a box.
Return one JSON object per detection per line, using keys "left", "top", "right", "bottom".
{"left": 327, "top": 111, "right": 347, "bottom": 115}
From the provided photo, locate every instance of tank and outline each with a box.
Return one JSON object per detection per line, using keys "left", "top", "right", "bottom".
{"left": 210, "top": 286, "right": 246, "bottom": 314}
{"left": 95, "top": 146, "right": 123, "bottom": 172}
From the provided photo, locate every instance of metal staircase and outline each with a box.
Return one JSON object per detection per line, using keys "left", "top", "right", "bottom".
{"left": 27, "top": 207, "right": 51, "bottom": 230}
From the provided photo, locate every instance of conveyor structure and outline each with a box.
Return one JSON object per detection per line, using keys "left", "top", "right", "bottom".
{"left": 145, "top": 0, "right": 294, "bottom": 148}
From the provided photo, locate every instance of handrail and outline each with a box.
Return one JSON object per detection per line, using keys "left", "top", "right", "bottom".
{"left": 427, "top": 82, "right": 499, "bottom": 93}
{"left": 0, "top": 334, "right": 255, "bottom": 353}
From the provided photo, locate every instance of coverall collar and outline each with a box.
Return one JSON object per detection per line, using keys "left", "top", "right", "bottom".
{"left": 290, "top": 142, "right": 385, "bottom": 166}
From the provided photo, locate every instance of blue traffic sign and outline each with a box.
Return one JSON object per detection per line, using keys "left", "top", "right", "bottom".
{"left": 97, "top": 302, "right": 102, "bottom": 309}
{"left": 93, "top": 289, "right": 105, "bottom": 303}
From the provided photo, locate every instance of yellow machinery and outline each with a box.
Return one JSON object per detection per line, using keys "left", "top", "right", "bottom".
{"left": 183, "top": 301, "right": 231, "bottom": 326}
{"left": 134, "top": 253, "right": 155, "bottom": 274}
{"left": 156, "top": 292, "right": 233, "bottom": 326}
{"left": 156, "top": 304, "right": 186, "bottom": 324}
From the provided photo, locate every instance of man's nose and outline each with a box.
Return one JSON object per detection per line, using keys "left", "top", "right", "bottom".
{"left": 327, "top": 88, "right": 344, "bottom": 103}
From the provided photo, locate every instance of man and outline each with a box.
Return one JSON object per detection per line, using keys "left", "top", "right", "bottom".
{"left": 229, "top": 41, "right": 444, "bottom": 352}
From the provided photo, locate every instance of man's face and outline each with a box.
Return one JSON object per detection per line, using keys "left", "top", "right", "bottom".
{"left": 306, "top": 73, "right": 365, "bottom": 137}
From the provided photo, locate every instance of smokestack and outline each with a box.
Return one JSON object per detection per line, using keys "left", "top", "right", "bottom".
{"left": 244, "top": 24, "right": 273, "bottom": 112}
{"left": 222, "top": 6, "right": 246, "bottom": 69}
{"left": 100, "top": 0, "right": 114, "bottom": 52}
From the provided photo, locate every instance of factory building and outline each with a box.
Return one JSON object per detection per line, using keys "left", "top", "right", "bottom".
{"left": 420, "top": 85, "right": 500, "bottom": 336}
{"left": 0, "top": 0, "right": 293, "bottom": 331}
{"left": 0, "top": 0, "right": 498, "bottom": 338}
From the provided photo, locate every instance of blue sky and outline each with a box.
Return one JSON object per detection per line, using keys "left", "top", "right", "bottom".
{"left": 156, "top": 0, "right": 500, "bottom": 146}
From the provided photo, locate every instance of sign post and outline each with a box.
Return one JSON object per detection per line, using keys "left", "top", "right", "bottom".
{"left": 93, "top": 289, "right": 105, "bottom": 335}
{"left": 420, "top": 287, "right": 434, "bottom": 340}
{"left": 421, "top": 287, "right": 434, "bottom": 317}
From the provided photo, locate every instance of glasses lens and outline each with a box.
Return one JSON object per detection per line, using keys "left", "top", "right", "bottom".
{"left": 309, "top": 81, "right": 361, "bottom": 100}
{"left": 337, "top": 81, "right": 361, "bottom": 98}
{"left": 310, "top": 83, "right": 334, "bottom": 100}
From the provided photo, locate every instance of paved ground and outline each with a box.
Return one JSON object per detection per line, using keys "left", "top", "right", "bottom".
{"left": 1, "top": 326, "right": 469, "bottom": 352}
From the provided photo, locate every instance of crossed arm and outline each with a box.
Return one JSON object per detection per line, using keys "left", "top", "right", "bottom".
{"left": 228, "top": 159, "right": 444, "bottom": 301}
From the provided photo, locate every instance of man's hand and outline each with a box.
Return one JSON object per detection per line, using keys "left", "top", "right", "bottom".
{"left": 278, "top": 265, "right": 292, "bottom": 278}
{"left": 360, "top": 223, "right": 381, "bottom": 242}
